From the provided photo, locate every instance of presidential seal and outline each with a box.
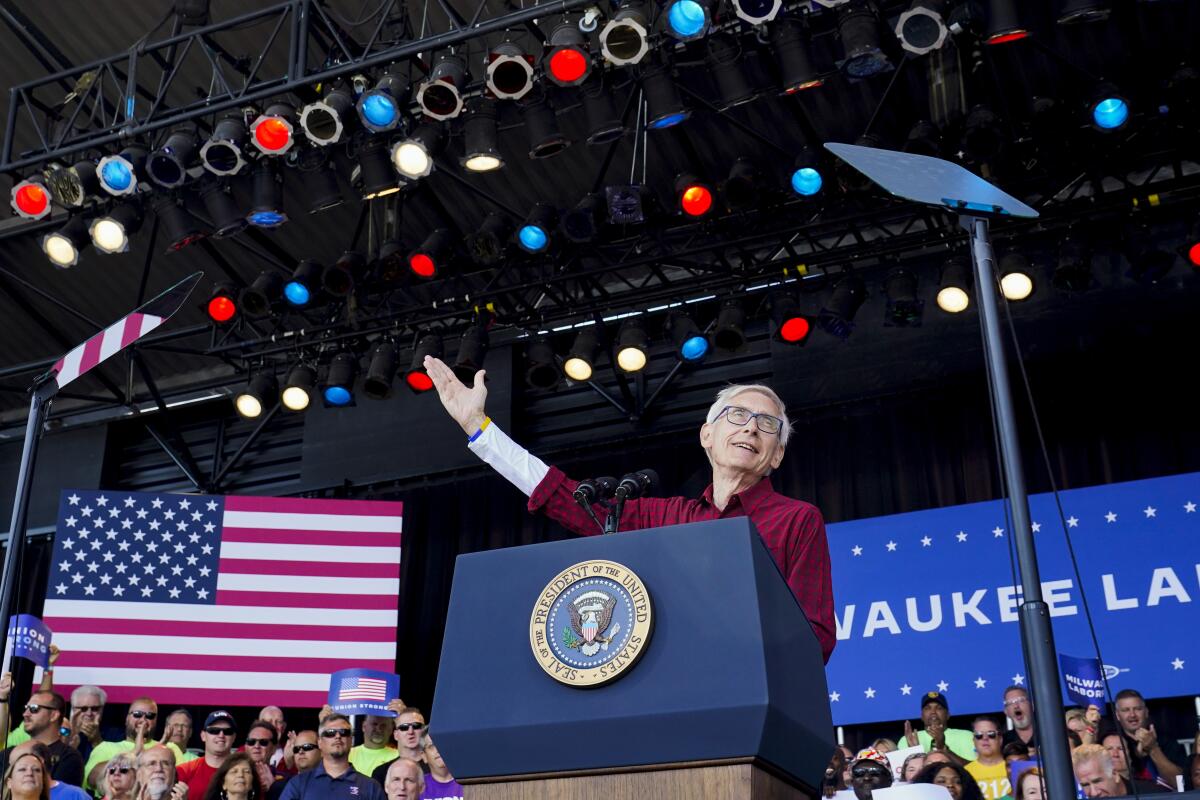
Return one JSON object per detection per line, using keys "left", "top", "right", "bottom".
{"left": 529, "top": 559, "right": 653, "bottom": 687}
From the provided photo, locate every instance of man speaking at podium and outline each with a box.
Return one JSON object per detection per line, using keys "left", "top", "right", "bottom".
{"left": 424, "top": 356, "right": 836, "bottom": 662}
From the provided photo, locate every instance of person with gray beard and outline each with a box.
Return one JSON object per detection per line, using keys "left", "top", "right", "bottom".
{"left": 133, "top": 746, "right": 186, "bottom": 800}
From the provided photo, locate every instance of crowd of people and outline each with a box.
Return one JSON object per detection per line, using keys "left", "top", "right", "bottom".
{"left": 0, "top": 653, "right": 461, "bottom": 800}
{"left": 827, "top": 687, "right": 1200, "bottom": 800}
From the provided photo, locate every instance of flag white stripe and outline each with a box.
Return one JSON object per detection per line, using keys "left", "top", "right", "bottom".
{"left": 98, "top": 321, "right": 126, "bottom": 363}
{"left": 60, "top": 345, "right": 84, "bottom": 384}
{"left": 216, "top": 573, "right": 399, "bottom": 594}
{"left": 141, "top": 314, "right": 162, "bottom": 337}
{"left": 218, "top": 542, "right": 401, "bottom": 563}
{"left": 43, "top": 599, "right": 396, "bottom": 627}
{"left": 52, "top": 632, "right": 394, "bottom": 659}
{"left": 222, "top": 510, "right": 403, "bottom": 533}
{"left": 49, "top": 666, "right": 330, "bottom": 691}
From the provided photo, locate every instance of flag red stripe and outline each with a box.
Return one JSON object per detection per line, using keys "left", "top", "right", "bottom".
{"left": 216, "top": 591, "right": 396, "bottom": 610}
{"left": 220, "top": 528, "right": 401, "bottom": 547}
{"left": 43, "top": 617, "right": 398, "bottom": 642}
{"left": 56, "top": 685, "right": 327, "bottom": 707}
{"left": 120, "top": 313, "right": 145, "bottom": 349}
{"left": 56, "top": 651, "right": 394, "bottom": 674}
{"left": 224, "top": 496, "right": 404, "bottom": 516}
{"left": 78, "top": 332, "right": 105, "bottom": 378}
{"left": 218, "top": 558, "right": 400, "bottom": 578}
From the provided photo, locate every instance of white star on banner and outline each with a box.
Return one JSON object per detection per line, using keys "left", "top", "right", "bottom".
{"left": 206, "top": 500, "right": 218, "bottom": 511}
{"left": 179, "top": 499, "right": 191, "bottom": 510}
{"left": 120, "top": 519, "right": 132, "bottom": 529}
{"left": 974, "top": 677, "right": 987, "bottom": 689}
{"left": 956, "top": 532, "right": 968, "bottom": 543}
{"left": 921, "top": 536, "right": 932, "bottom": 547}
{"left": 1105, "top": 512, "right": 1117, "bottom": 523}
{"left": 67, "top": 494, "right": 80, "bottom": 506}
{"left": 64, "top": 516, "right": 77, "bottom": 528}
{"left": 886, "top": 541, "right": 897, "bottom": 552}
{"left": 151, "top": 498, "right": 163, "bottom": 509}
{"left": 1012, "top": 674, "right": 1025, "bottom": 685}
{"left": 900, "top": 684, "right": 912, "bottom": 695}
{"left": 1067, "top": 516, "right": 1079, "bottom": 528}
{"left": 937, "top": 680, "right": 949, "bottom": 692}
{"left": 96, "top": 496, "right": 108, "bottom": 507}
{"left": 108, "top": 508, "right": 120, "bottom": 518}
{"left": 203, "top": 522, "right": 215, "bottom": 533}
{"left": 1185, "top": 502, "right": 1196, "bottom": 513}
{"left": 1144, "top": 506, "right": 1156, "bottom": 518}
{"left": 136, "top": 508, "right": 148, "bottom": 519}
{"left": 993, "top": 526, "right": 1005, "bottom": 537}
{"left": 1030, "top": 522, "right": 1041, "bottom": 533}
{"left": 852, "top": 545, "right": 863, "bottom": 556}
{"left": 191, "top": 511, "right": 202, "bottom": 522}
{"left": 864, "top": 687, "right": 876, "bottom": 699}
{"left": 169, "top": 587, "right": 181, "bottom": 599}
{"left": 197, "top": 588, "right": 209, "bottom": 599}
{"left": 1171, "top": 658, "right": 1185, "bottom": 670}
{"left": 163, "top": 510, "right": 175, "bottom": 520}
{"left": 112, "top": 586, "right": 125, "bottom": 597}
{"left": 141, "top": 586, "right": 153, "bottom": 598}
{"left": 184, "top": 577, "right": 196, "bottom": 588}
{"left": 54, "top": 583, "right": 66, "bottom": 594}
{"left": 83, "top": 584, "right": 96, "bottom": 596}
{"left": 80, "top": 507, "right": 92, "bottom": 517}
{"left": 830, "top": 692, "right": 840, "bottom": 702}
{"left": 123, "top": 496, "right": 136, "bottom": 508}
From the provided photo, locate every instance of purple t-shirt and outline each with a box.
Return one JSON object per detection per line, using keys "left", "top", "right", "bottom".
{"left": 421, "top": 775, "right": 463, "bottom": 800}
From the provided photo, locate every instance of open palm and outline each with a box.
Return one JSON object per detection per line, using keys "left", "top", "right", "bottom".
{"left": 424, "top": 356, "right": 487, "bottom": 434}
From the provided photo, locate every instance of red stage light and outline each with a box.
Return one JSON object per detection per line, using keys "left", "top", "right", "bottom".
{"left": 207, "top": 294, "right": 237, "bottom": 323}
{"left": 549, "top": 49, "right": 588, "bottom": 84}
{"left": 254, "top": 118, "right": 292, "bottom": 153}
{"left": 409, "top": 253, "right": 436, "bottom": 277}
{"left": 779, "top": 316, "right": 811, "bottom": 343}
{"left": 680, "top": 184, "right": 713, "bottom": 217}
{"left": 405, "top": 370, "right": 434, "bottom": 392}
{"left": 1189, "top": 242, "right": 1200, "bottom": 267}
{"left": 986, "top": 30, "right": 1030, "bottom": 45}
{"left": 12, "top": 181, "right": 50, "bottom": 219}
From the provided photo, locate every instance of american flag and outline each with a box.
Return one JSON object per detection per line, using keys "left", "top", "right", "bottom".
{"left": 40, "top": 489, "right": 402, "bottom": 706}
{"left": 337, "top": 676, "right": 389, "bottom": 701}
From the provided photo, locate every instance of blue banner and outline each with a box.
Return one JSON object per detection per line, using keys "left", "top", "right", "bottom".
{"left": 6, "top": 615, "right": 53, "bottom": 668}
{"left": 1059, "top": 653, "right": 1105, "bottom": 707}
{"left": 824, "top": 471, "right": 1200, "bottom": 725}
{"left": 328, "top": 667, "right": 400, "bottom": 716}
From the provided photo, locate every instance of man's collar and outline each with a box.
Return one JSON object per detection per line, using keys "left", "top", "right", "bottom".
{"left": 701, "top": 475, "right": 774, "bottom": 512}
{"left": 317, "top": 759, "right": 355, "bottom": 779}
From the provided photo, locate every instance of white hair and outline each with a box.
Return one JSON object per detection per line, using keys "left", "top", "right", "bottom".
{"left": 72, "top": 685, "right": 107, "bottom": 707}
{"left": 704, "top": 384, "right": 792, "bottom": 448}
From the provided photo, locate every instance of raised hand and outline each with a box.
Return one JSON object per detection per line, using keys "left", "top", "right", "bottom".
{"left": 424, "top": 356, "right": 487, "bottom": 435}
{"left": 283, "top": 731, "right": 297, "bottom": 770}
{"left": 48, "top": 644, "right": 61, "bottom": 667}
{"left": 0, "top": 672, "right": 11, "bottom": 702}
{"left": 385, "top": 698, "right": 407, "bottom": 716}
{"left": 1132, "top": 725, "right": 1158, "bottom": 756}
{"left": 904, "top": 720, "right": 919, "bottom": 748}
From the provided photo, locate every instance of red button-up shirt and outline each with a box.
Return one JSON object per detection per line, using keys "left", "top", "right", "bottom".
{"left": 528, "top": 466, "right": 836, "bottom": 662}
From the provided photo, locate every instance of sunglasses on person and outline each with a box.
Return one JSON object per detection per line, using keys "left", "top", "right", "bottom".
{"left": 205, "top": 726, "right": 234, "bottom": 736}
{"left": 974, "top": 731, "right": 1000, "bottom": 740}
{"left": 851, "top": 766, "right": 887, "bottom": 779}
{"left": 24, "top": 703, "right": 60, "bottom": 714}
{"left": 396, "top": 722, "right": 424, "bottom": 732}
{"left": 292, "top": 743, "right": 318, "bottom": 754}
{"left": 320, "top": 729, "right": 352, "bottom": 739}
{"left": 245, "top": 738, "right": 274, "bottom": 747}
{"left": 74, "top": 705, "right": 102, "bottom": 714}
{"left": 130, "top": 711, "right": 157, "bottom": 720}
{"left": 107, "top": 767, "right": 132, "bottom": 775}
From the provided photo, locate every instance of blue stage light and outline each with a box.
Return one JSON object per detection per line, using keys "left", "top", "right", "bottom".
{"left": 648, "top": 112, "right": 688, "bottom": 130}
{"left": 100, "top": 161, "right": 132, "bottom": 192}
{"left": 323, "top": 385, "right": 352, "bottom": 406}
{"left": 791, "top": 166, "right": 823, "bottom": 196}
{"left": 680, "top": 335, "right": 709, "bottom": 362}
{"left": 361, "top": 94, "right": 398, "bottom": 129}
{"left": 1092, "top": 97, "right": 1128, "bottom": 130}
{"left": 284, "top": 281, "right": 311, "bottom": 306}
{"left": 518, "top": 224, "right": 548, "bottom": 252}
{"left": 247, "top": 210, "right": 286, "bottom": 228}
{"left": 667, "top": 0, "right": 707, "bottom": 38}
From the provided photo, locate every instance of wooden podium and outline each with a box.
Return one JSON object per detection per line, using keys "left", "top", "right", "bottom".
{"left": 430, "top": 519, "right": 833, "bottom": 800}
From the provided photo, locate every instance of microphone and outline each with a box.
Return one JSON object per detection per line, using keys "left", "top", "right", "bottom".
{"left": 615, "top": 468, "right": 658, "bottom": 500}
{"left": 573, "top": 476, "right": 618, "bottom": 505}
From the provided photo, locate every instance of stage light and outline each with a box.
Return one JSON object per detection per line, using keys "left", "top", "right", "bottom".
{"left": 961, "top": 105, "right": 1004, "bottom": 163}
{"left": 200, "top": 116, "right": 249, "bottom": 175}
{"left": 11, "top": 176, "right": 52, "bottom": 219}
{"left": 301, "top": 87, "right": 355, "bottom": 146}
{"left": 462, "top": 101, "right": 503, "bottom": 172}
{"left": 615, "top": 318, "right": 649, "bottom": 372}
{"left": 665, "top": 0, "right": 712, "bottom": 41}
{"left": 984, "top": 0, "right": 1030, "bottom": 44}
{"left": 714, "top": 299, "right": 747, "bottom": 352}
{"left": 580, "top": 75, "right": 626, "bottom": 146}
{"left": 1053, "top": 237, "right": 1092, "bottom": 291}
{"left": 89, "top": 204, "right": 142, "bottom": 254}
{"left": 936, "top": 258, "right": 971, "bottom": 313}
{"left": 199, "top": 179, "right": 246, "bottom": 238}
{"left": 524, "top": 340, "right": 562, "bottom": 390}
{"left": 769, "top": 293, "right": 811, "bottom": 344}
{"left": 147, "top": 130, "right": 198, "bottom": 188}
{"left": 522, "top": 93, "right": 571, "bottom": 159}
{"left": 410, "top": 229, "right": 453, "bottom": 277}
{"left": 644, "top": 61, "right": 690, "bottom": 129}
{"left": 563, "top": 194, "right": 605, "bottom": 242}
{"left": 42, "top": 160, "right": 100, "bottom": 208}
{"left": 675, "top": 174, "right": 714, "bottom": 217}
{"left": 606, "top": 185, "right": 644, "bottom": 225}
{"left": 418, "top": 55, "right": 467, "bottom": 121}
{"left": 600, "top": 1, "right": 650, "bottom": 66}
{"left": 405, "top": 334, "right": 443, "bottom": 392}
{"left": 453, "top": 324, "right": 490, "bottom": 384}
{"left": 323, "top": 251, "right": 364, "bottom": 296}
{"left": 545, "top": 21, "right": 592, "bottom": 88}
{"left": 392, "top": 123, "right": 444, "bottom": 180}
{"left": 1058, "top": 0, "right": 1109, "bottom": 23}
{"left": 772, "top": 19, "right": 823, "bottom": 93}
{"left": 732, "top": 0, "right": 780, "bottom": 24}
{"left": 377, "top": 238, "right": 407, "bottom": 283}
{"left": 358, "top": 137, "right": 399, "bottom": 199}
{"left": 896, "top": 0, "right": 948, "bottom": 55}
{"left": 1126, "top": 240, "right": 1174, "bottom": 285}
{"left": 1089, "top": 84, "right": 1129, "bottom": 130}
{"left": 564, "top": 328, "right": 600, "bottom": 381}
{"left": 285, "top": 259, "right": 322, "bottom": 306}
{"left": 240, "top": 271, "right": 282, "bottom": 318}
{"left": 883, "top": 267, "right": 922, "bottom": 327}
{"left": 282, "top": 364, "right": 316, "bottom": 411}
{"left": 790, "top": 148, "right": 824, "bottom": 197}
{"left": 1186, "top": 223, "right": 1200, "bottom": 268}
{"left": 903, "top": 120, "right": 942, "bottom": 156}
{"left": 485, "top": 42, "right": 536, "bottom": 100}
{"left": 707, "top": 35, "right": 756, "bottom": 111}
{"left": 323, "top": 352, "right": 358, "bottom": 407}
{"left": 999, "top": 253, "right": 1034, "bottom": 301}
{"left": 723, "top": 158, "right": 760, "bottom": 211}
{"left": 357, "top": 75, "right": 408, "bottom": 133}
{"left": 153, "top": 195, "right": 204, "bottom": 251}
{"left": 207, "top": 283, "right": 238, "bottom": 324}
{"left": 818, "top": 275, "right": 867, "bottom": 338}
{"left": 97, "top": 146, "right": 146, "bottom": 197}
{"left": 364, "top": 341, "right": 399, "bottom": 400}
{"left": 469, "top": 213, "right": 513, "bottom": 265}
{"left": 668, "top": 313, "right": 709, "bottom": 362}
{"left": 297, "top": 147, "right": 343, "bottom": 213}
{"left": 41, "top": 217, "right": 90, "bottom": 268}
{"left": 838, "top": 5, "right": 892, "bottom": 79}
{"left": 517, "top": 204, "right": 556, "bottom": 253}
{"left": 235, "top": 373, "right": 278, "bottom": 419}
{"left": 251, "top": 103, "right": 297, "bottom": 156}
{"left": 247, "top": 160, "right": 288, "bottom": 228}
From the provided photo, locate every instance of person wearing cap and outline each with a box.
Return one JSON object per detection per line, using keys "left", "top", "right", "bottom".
{"left": 848, "top": 749, "right": 894, "bottom": 800}
{"left": 900, "top": 692, "right": 976, "bottom": 765}
{"left": 175, "top": 712, "right": 237, "bottom": 800}
{"left": 83, "top": 699, "right": 185, "bottom": 796}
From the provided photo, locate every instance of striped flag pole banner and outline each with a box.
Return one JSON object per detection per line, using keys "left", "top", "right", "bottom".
{"left": 39, "top": 489, "right": 402, "bottom": 707}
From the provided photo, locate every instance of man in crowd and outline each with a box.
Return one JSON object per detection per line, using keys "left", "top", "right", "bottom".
{"left": 420, "top": 738, "right": 462, "bottom": 800}
{"left": 1101, "top": 730, "right": 1168, "bottom": 794}
{"left": 0, "top": 691, "right": 83, "bottom": 786}
{"left": 269, "top": 731, "right": 319, "bottom": 800}
{"left": 349, "top": 714, "right": 396, "bottom": 777}
{"left": 383, "top": 759, "right": 424, "bottom": 800}
{"left": 67, "top": 687, "right": 107, "bottom": 764}
{"left": 175, "top": 711, "right": 236, "bottom": 798}
{"left": 136, "top": 744, "right": 187, "bottom": 800}
{"left": 258, "top": 708, "right": 287, "bottom": 768}
{"left": 371, "top": 709, "right": 427, "bottom": 785}
{"left": 964, "top": 717, "right": 1008, "bottom": 800}
{"left": 1000, "top": 687, "right": 1037, "bottom": 754}
{"left": 1074, "top": 744, "right": 1129, "bottom": 798}
{"left": 847, "top": 750, "right": 893, "bottom": 800}
{"left": 278, "top": 714, "right": 382, "bottom": 800}
{"left": 902, "top": 693, "right": 975, "bottom": 765}
{"left": 160, "top": 711, "right": 197, "bottom": 764}
{"left": 243, "top": 720, "right": 286, "bottom": 799}
{"left": 1112, "top": 689, "right": 1186, "bottom": 787}
{"left": 84, "top": 698, "right": 184, "bottom": 794}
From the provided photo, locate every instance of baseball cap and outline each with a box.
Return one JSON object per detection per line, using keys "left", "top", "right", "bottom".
{"left": 204, "top": 710, "right": 237, "bottom": 729}
{"left": 921, "top": 691, "right": 948, "bottom": 711}
{"left": 854, "top": 748, "right": 889, "bottom": 767}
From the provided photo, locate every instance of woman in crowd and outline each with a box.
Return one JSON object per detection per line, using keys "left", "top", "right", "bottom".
{"left": 913, "top": 761, "right": 985, "bottom": 800}
{"left": 100, "top": 754, "right": 135, "bottom": 800}
{"left": 3, "top": 752, "right": 51, "bottom": 800}
{"left": 1014, "top": 767, "right": 1044, "bottom": 800}
{"left": 201, "top": 755, "right": 259, "bottom": 800}
{"left": 899, "top": 753, "right": 927, "bottom": 783}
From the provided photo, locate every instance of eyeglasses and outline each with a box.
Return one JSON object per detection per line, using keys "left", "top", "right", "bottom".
{"left": 974, "top": 731, "right": 1000, "bottom": 740}
{"left": 717, "top": 405, "right": 783, "bottom": 435}
{"left": 130, "top": 711, "right": 158, "bottom": 720}
{"left": 205, "top": 726, "right": 234, "bottom": 736}
{"left": 320, "top": 729, "right": 353, "bottom": 739}
{"left": 107, "top": 767, "right": 132, "bottom": 775}
{"left": 24, "top": 703, "right": 60, "bottom": 714}
{"left": 1003, "top": 698, "right": 1029, "bottom": 707}
{"left": 396, "top": 722, "right": 425, "bottom": 732}
{"left": 245, "top": 738, "right": 274, "bottom": 747}
{"left": 851, "top": 766, "right": 886, "bottom": 779}
{"left": 292, "top": 743, "right": 318, "bottom": 754}
{"left": 74, "top": 705, "right": 102, "bottom": 714}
